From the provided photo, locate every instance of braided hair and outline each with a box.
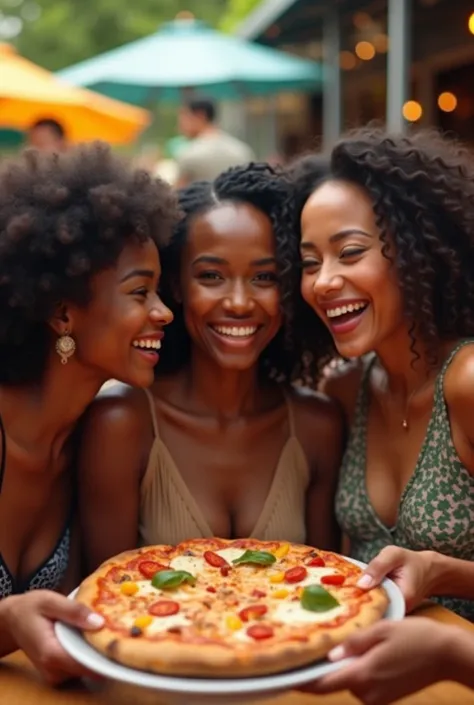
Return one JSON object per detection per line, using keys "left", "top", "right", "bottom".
{"left": 289, "top": 127, "right": 474, "bottom": 378}
{"left": 157, "top": 162, "right": 306, "bottom": 382}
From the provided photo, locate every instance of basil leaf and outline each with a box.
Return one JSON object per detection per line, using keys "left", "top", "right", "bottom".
{"left": 232, "top": 550, "right": 277, "bottom": 566}
{"left": 152, "top": 570, "right": 196, "bottom": 589}
{"left": 301, "top": 585, "right": 340, "bottom": 612}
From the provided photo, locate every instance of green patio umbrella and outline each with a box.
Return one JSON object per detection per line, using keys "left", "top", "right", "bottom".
{"left": 57, "top": 18, "right": 322, "bottom": 105}
{"left": 0, "top": 128, "right": 24, "bottom": 148}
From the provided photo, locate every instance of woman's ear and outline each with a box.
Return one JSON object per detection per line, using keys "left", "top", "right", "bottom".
{"left": 47, "top": 302, "right": 73, "bottom": 336}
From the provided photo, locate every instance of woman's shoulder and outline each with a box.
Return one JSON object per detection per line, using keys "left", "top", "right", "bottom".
{"left": 438, "top": 342, "right": 474, "bottom": 474}
{"left": 285, "top": 385, "right": 344, "bottom": 470}
{"left": 444, "top": 343, "right": 474, "bottom": 434}
{"left": 76, "top": 383, "right": 155, "bottom": 482}
{"left": 82, "top": 381, "right": 151, "bottom": 438}
{"left": 444, "top": 343, "right": 474, "bottom": 397}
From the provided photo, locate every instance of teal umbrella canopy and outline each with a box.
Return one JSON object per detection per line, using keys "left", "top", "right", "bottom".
{"left": 0, "top": 128, "right": 24, "bottom": 147}
{"left": 57, "top": 19, "right": 321, "bottom": 105}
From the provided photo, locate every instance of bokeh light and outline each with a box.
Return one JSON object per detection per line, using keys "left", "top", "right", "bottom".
{"left": 355, "top": 41, "right": 376, "bottom": 61}
{"left": 339, "top": 51, "right": 357, "bottom": 70}
{"left": 437, "top": 92, "right": 457, "bottom": 112}
{"left": 402, "top": 100, "right": 423, "bottom": 121}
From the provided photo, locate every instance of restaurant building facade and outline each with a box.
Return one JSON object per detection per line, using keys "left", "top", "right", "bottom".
{"left": 232, "top": 0, "right": 474, "bottom": 159}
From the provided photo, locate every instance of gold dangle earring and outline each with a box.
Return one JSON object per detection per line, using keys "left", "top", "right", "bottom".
{"left": 55, "top": 329, "right": 76, "bottom": 365}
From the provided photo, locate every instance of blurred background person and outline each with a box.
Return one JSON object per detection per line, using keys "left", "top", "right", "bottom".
{"left": 176, "top": 96, "right": 255, "bottom": 186}
{"left": 27, "top": 118, "right": 67, "bottom": 152}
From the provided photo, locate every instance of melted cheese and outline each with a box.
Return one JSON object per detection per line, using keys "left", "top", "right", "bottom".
{"left": 215, "top": 547, "right": 246, "bottom": 564}
{"left": 299, "top": 567, "right": 339, "bottom": 587}
{"left": 170, "top": 555, "right": 205, "bottom": 574}
{"left": 231, "top": 630, "right": 252, "bottom": 643}
{"left": 272, "top": 601, "right": 348, "bottom": 624}
{"left": 135, "top": 581, "right": 161, "bottom": 597}
{"left": 118, "top": 610, "right": 190, "bottom": 631}
{"left": 134, "top": 581, "right": 205, "bottom": 601}
{"left": 146, "top": 614, "right": 192, "bottom": 635}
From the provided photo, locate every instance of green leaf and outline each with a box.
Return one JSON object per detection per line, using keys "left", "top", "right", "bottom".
{"left": 151, "top": 570, "right": 196, "bottom": 589}
{"left": 301, "top": 585, "right": 340, "bottom": 612}
{"left": 232, "top": 550, "right": 277, "bottom": 566}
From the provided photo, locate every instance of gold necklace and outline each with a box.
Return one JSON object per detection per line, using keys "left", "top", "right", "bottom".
{"left": 401, "top": 377, "right": 435, "bottom": 431}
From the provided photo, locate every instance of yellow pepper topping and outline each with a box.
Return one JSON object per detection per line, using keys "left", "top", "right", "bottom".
{"left": 133, "top": 615, "right": 153, "bottom": 629}
{"left": 226, "top": 615, "right": 243, "bottom": 631}
{"left": 273, "top": 543, "right": 290, "bottom": 559}
{"left": 269, "top": 572, "right": 285, "bottom": 583}
{"left": 272, "top": 588, "right": 290, "bottom": 599}
{"left": 120, "top": 581, "right": 139, "bottom": 596}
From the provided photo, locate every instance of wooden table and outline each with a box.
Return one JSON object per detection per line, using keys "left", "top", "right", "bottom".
{"left": 2, "top": 603, "right": 474, "bottom": 705}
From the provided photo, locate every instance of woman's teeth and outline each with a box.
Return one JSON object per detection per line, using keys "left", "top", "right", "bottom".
{"left": 132, "top": 339, "right": 161, "bottom": 350}
{"left": 212, "top": 325, "right": 258, "bottom": 338}
{"left": 326, "top": 303, "right": 367, "bottom": 319}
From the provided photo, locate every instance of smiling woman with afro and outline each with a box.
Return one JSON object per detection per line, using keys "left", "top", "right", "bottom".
{"left": 0, "top": 142, "right": 178, "bottom": 683}
{"left": 0, "top": 142, "right": 177, "bottom": 385}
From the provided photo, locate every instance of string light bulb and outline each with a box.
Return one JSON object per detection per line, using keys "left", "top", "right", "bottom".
{"left": 402, "top": 101, "right": 423, "bottom": 122}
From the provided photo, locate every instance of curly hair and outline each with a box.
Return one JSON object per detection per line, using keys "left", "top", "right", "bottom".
{"left": 290, "top": 127, "right": 474, "bottom": 376}
{"left": 0, "top": 142, "right": 178, "bottom": 385}
{"left": 157, "top": 162, "right": 308, "bottom": 382}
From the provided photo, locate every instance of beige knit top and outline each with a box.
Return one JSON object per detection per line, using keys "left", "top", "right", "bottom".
{"left": 139, "top": 389, "right": 310, "bottom": 546}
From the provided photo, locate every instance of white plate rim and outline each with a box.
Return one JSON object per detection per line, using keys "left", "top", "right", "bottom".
{"left": 55, "top": 556, "right": 405, "bottom": 695}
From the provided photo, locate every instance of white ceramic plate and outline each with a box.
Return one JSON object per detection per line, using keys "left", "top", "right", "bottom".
{"left": 55, "top": 557, "right": 405, "bottom": 705}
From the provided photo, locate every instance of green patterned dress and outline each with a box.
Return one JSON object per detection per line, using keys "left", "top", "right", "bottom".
{"left": 335, "top": 341, "right": 474, "bottom": 620}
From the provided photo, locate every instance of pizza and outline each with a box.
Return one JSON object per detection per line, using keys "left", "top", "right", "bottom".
{"left": 76, "top": 538, "right": 388, "bottom": 677}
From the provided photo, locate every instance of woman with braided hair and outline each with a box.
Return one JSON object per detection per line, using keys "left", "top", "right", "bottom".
{"left": 0, "top": 143, "right": 176, "bottom": 681}
{"left": 290, "top": 127, "right": 474, "bottom": 620}
{"left": 78, "top": 162, "right": 343, "bottom": 573}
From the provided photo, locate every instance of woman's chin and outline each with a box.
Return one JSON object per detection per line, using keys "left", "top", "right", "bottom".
{"left": 333, "top": 339, "right": 372, "bottom": 360}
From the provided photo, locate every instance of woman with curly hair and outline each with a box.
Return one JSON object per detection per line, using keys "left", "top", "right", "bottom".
{"left": 291, "top": 128, "right": 474, "bottom": 620}
{"left": 0, "top": 144, "right": 176, "bottom": 680}
{"left": 78, "top": 162, "right": 343, "bottom": 573}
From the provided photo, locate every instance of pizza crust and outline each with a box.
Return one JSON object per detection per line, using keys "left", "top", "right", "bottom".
{"left": 76, "top": 540, "right": 389, "bottom": 677}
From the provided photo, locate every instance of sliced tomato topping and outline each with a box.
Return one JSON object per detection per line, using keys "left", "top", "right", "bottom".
{"left": 206, "top": 586, "right": 217, "bottom": 593}
{"left": 148, "top": 600, "right": 180, "bottom": 617}
{"left": 239, "top": 604, "right": 268, "bottom": 622}
{"left": 204, "top": 551, "right": 229, "bottom": 568}
{"left": 246, "top": 624, "right": 274, "bottom": 640}
{"left": 251, "top": 589, "right": 267, "bottom": 598}
{"left": 284, "top": 566, "right": 308, "bottom": 583}
{"left": 307, "top": 556, "right": 325, "bottom": 567}
{"left": 220, "top": 565, "right": 230, "bottom": 577}
{"left": 320, "top": 573, "right": 345, "bottom": 586}
{"left": 138, "top": 561, "right": 168, "bottom": 579}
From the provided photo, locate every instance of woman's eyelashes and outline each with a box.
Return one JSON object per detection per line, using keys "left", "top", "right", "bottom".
{"left": 300, "top": 246, "right": 368, "bottom": 272}
{"left": 300, "top": 258, "right": 321, "bottom": 273}
{"left": 340, "top": 247, "right": 367, "bottom": 259}
{"left": 254, "top": 271, "right": 278, "bottom": 285}
{"left": 196, "top": 270, "right": 223, "bottom": 283}
{"left": 196, "top": 270, "right": 278, "bottom": 285}
{"left": 131, "top": 285, "right": 161, "bottom": 299}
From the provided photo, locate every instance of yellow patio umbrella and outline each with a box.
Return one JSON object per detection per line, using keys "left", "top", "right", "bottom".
{"left": 0, "top": 43, "right": 151, "bottom": 144}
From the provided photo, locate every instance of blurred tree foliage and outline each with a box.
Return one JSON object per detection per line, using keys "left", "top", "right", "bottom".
{"left": 219, "top": 0, "right": 261, "bottom": 33}
{"left": 0, "top": 0, "right": 260, "bottom": 71}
